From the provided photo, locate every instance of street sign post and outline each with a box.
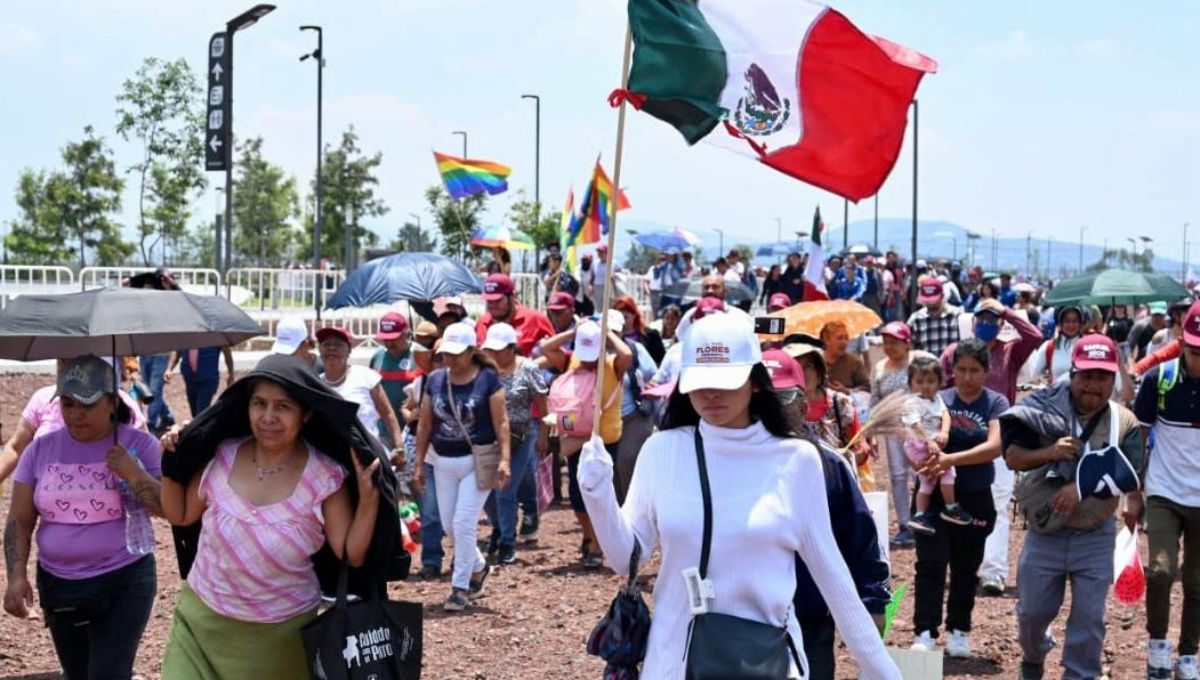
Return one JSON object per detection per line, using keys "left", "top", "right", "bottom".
{"left": 205, "top": 31, "right": 231, "bottom": 172}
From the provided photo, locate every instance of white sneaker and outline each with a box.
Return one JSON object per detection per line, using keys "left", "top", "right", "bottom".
{"left": 910, "top": 630, "right": 936, "bottom": 652}
{"left": 1149, "top": 640, "right": 1174, "bottom": 679}
{"left": 1177, "top": 655, "right": 1199, "bottom": 680}
{"left": 946, "top": 629, "right": 972, "bottom": 658}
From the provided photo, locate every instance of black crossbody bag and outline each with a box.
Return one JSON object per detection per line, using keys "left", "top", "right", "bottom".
{"left": 685, "top": 429, "right": 802, "bottom": 680}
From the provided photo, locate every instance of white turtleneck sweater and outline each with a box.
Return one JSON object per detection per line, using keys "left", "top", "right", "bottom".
{"left": 581, "top": 420, "right": 900, "bottom": 680}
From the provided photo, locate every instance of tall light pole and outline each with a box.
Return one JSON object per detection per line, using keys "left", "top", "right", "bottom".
{"left": 407, "top": 212, "right": 421, "bottom": 251}
{"left": 991, "top": 228, "right": 998, "bottom": 271}
{"left": 843, "top": 198, "right": 849, "bottom": 250}
{"left": 1184, "top": 222, "right": 1191, "bottom": 280}
{"left": 1045, "top": 235, "right": 1052, "bottom": 278}
{"left": 873, "top": 195, "right": 879, "bottom": 250}
{"left": 775, "top": 217, "right": 782, "bottom": 260}
{"left": 300, "top": 24, "right": 323, "bottom": 316}
{"left": 222, "top": 4, "right": 275, "bottom": 277}
{"left": 452, "top": 130, "right": 468, "bottom": 158}
{"left": 714, "top": 228, "right": 725, "bottom": 258}
{"left": 795, "top": 230, "right": 807, "bottom": 252}
{"left": 909, "top": 99, "right": 919, "bottom": 309}
{"left": 1025, "top": 232, "right": 1032, "bottom": 275}
{"left": 1078, "top": 225, "right": 1087, "bottom": 273}
{"left": 521, "top": 94, "right": 541, "bottom": 267}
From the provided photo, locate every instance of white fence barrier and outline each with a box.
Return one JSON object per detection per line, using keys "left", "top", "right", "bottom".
{"left": 79, "top": 267, "right": 222, "bottom": 295}
{"left": 224, "top": 268, "right": 344, "bottom": 312}
{"left": 0, "top": 265, "right": 77, "bottom": 308}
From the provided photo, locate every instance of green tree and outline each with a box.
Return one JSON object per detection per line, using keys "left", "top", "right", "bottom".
{"left": 425, "top": 185, "right": 487, "bottom": 261}
{"left": 507, "top": 191, "right": 562, "bottom": 251}
{"left": 623, "top": 230, "right": 659, "bottom": 273}
{"left": 115, "top": 57, "right": 206, "bottom": 265}
{"left": 231, "top": 137, "right": 300, "bottom": 266}
{"left": 390, "top": 220, "right": 437, "bottom": 253}
{"left": 303, "top": 127, "right": 388, "bottom": 263}
{"left": 732, "top": 243, "right": 754, "bottom": 264}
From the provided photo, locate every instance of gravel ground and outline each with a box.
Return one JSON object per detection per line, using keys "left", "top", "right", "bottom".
{"left": 0, "top": 372, "right": 1180, "bottom": 679}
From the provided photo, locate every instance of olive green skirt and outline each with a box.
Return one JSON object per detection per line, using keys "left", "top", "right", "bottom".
{"left": 161, "top": 583, "right": 317, "bottom": 680}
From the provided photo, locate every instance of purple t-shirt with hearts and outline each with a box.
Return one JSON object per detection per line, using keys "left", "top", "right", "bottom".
{"left": 14, "top": 424, "right": 162, "bottom": 579}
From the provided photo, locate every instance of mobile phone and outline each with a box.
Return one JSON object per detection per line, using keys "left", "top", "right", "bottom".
{"left": 754, "top": 316, "right": 786, "bottom": 335}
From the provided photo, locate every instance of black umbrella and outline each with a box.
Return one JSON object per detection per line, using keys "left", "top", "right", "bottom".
{"left": 0, "top": 287, "right": 263, "bottom": 360}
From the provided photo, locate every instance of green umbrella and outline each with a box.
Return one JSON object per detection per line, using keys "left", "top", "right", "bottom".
{"left": 1044, "top": 269, "right": 1190, "bottom": 306}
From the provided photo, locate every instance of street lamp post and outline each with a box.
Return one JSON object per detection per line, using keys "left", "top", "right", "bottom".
{"left": 1184, "top": 223, "right": 1190, "bottom": 280}
{"left": 222, "top": 4, "right": 275, "bottom": 279}
{"left": 1078, "top": 225, "right": 1087, "bottom": 273}
{"left": 775, "top": 217, "right": 782, "bottom": 261}
{"left": 843, "top": 198, "right": 849, "bottom": 250}
{"left": 714, "top": 228, "right": 725, "bottom": 258}
{"left": 452, "top": 130, "right": 468, "bottom": 158}
{"left": 300, "top": 24, "right": 324, "bottom": 317}
{"left": 909, "top": 99, "right": 919, "bottom": 309}
{"left": 407, "top": 212, "right": 421, "bottom": 251}
{"left": 521, "top": 94, "right": 541, "bottom": 267}
{"left": 873, "top": 195, "right": 879, "bottom": 250}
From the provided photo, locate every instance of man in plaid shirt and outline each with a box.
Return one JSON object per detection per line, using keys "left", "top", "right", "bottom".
{"left": 907, "top": 277, "right": 963, "bottom": 358}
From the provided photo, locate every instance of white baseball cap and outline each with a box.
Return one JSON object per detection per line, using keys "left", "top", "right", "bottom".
{"left": 573, "top": 321, "right": 603, "bottom": 362}
{"left": 437, "top": 322, "right": 477, "bottom": 355}
{"left": 481, "top": 323, "right": 518, "bottom": 351}
{"left": 271, "top": 317, "right": 310, "bottom": 355}
{"left": 678, "top": 313, "right": 762, "bottom": 394}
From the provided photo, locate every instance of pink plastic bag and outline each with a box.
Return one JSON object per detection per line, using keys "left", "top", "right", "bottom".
{"left": 1113, "top": 526, "right": 1145, "bottom": 606}
{"left": 536, "top": 453, "right": 555, "bottom": 514}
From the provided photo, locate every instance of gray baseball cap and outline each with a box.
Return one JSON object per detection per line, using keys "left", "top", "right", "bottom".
{"left": 57, "top": 355, "right": 115, "bottom": 405}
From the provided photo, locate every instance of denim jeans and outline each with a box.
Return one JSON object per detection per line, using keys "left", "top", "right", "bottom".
{"left": 485, "top": 429, "right": 537, "bottom": 549}
{"left": 139, "top": 354, "right": 173, "bottom": 430}
{"left": 419, "top": 461, "right": 444, "bottom": 570}
{"left": 37, "top": 555, "right": 156, "bottom": 680}
{"left": 516, "top": 446, "right": 538, "bottom": 521}
{"left": 184, "top": 377, "right": 219, "bottom": 417}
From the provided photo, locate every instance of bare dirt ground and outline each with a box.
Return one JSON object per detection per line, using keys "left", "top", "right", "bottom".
{"left": 0, "top": 372, "right": 1181, "bottom": 679}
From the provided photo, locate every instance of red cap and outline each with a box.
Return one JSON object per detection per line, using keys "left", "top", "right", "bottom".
{"left": 375, "top": 312, "right": 409, "bottom": 340}
{"left": 315, "top": 326, "right": 355, "bottom": 346}
{"left": 547, "top": 291, "right": 575, "bottom": 310}
{"left": 880, "top": 321, "right": 912, "bottom": 342}
{"left": 917, "top": 277, "right": 944, "bottom": 304}
{"left": 482, "top": 273, "right": 515, "bottom": 301}
{"left": 1071, "top": 334, "right": 1119, "bottom": 373}
{"left": 693, "top": 297, "right": 726, "bottom": 320}
{"left": 762, "top": 349, "right": 805, "bottom": 390}
{"left": 863, "top": 255, "right": 876, "bottom": 265}
{"left": 1183, "top": 301, "right": 1200, "bottom": 347}
{"left": 768, "top": 293, "right": 792, "bottom": 311}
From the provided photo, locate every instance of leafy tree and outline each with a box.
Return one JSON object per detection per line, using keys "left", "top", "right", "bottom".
{"left": 390, "top": 220, "right": 437, "bottom": 253}
{"left": 231, "top": 137, "right": 300, "bottom": 266}
{"left": 732, "top": 243, "right": 754, "bottom": 264}
{"left": 6, "top": 170, "right": 72, "bottom": 264}
{"left": 425, "top": 185, "right": 487, "bottom": 261}
{"left": 115, "top": 57, "right": 206, "bottom": 265}
{"left": 303, "top": 127, "right": 388, "bottom": 263}
{"left": 623, "top": 230, "right": 659, "bottom": 273}
{"left": 507, "top": 191, "right": 562, "bottom": 251}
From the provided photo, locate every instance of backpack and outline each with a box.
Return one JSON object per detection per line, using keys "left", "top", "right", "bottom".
{"left": 547, "top": 366, "right": 621, "bottom": 438}
{"left": 1157, "top": 357, "right": 1180, "bottom": 411}
{"left": 626, "top": 341, "right": 655, "bottom": 417}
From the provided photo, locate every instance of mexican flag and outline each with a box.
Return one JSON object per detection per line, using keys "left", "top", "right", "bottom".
{"left": 803, "top": 206, "right": 829, "bottom": 301}
{"left": 623, "top": 0, "right": 937, "bottom": 201}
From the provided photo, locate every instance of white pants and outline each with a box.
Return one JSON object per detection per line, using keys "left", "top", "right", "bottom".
{"left": 433, "top": 452, "right": 489, "bottom": 590}
{"left": 981, "top": 457, "right": 1015, "bottom": 581}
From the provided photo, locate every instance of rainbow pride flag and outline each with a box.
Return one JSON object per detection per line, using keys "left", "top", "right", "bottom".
{"left": 564, "top": 160, "right": 630, "bottom": 248}
{"left": 559, "top": 187, "right": 577, "bottom": 272}
{"left": 433, "top": 151, "right": 511, "bottom": 201}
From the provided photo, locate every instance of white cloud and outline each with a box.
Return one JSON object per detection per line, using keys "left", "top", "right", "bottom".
{"left": 1076, "top": 38, "right": 1116, "bottom": 57}
{"left": 0, "top": 23, "right": 41, "bottom": 54}
{"left": 972, "top": 30, "right": 1033, "bottom": 61}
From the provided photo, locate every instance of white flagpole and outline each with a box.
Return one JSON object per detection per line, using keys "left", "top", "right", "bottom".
{"left": 591, "top": 23, "right": 634, "bottom": 436}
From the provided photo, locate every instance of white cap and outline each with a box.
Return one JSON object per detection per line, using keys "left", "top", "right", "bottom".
{"left": 605, "top": 309, "right": 625, "bottom": 335}
{"left": 271, "top": 317, "right": 309, "bottom": 355}
{"left": 481, "top": 323, "right": 518, "bottom": 351}
{"left": 573, "top": 321, "right": 603, "bottom": 362}
{"left": 678, "top": 314, "right": 762, "bottom": 394}
{"left": 437, "top": 322, "right": 477, "bottom": 355}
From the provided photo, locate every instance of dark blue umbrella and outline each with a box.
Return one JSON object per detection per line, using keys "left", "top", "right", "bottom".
{"left": 633, "top": 232, "right": 691, "bottom": 251}
{"left": 325, "top": 252, "right": 482, "bottom": 309}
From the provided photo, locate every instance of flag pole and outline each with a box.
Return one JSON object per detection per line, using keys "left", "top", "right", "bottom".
{"left": 591, "top": 22, "right": 634, "bottom": 436}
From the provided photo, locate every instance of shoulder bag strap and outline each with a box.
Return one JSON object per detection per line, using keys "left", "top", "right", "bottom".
{"left": 444, "top": 374, "right": 474, "bottom": 446}
{"left": 625, "top": 539, "right": 642, "bottom": 592}
{"left": 694, "top": 428, "right": 713, "bottom": 580}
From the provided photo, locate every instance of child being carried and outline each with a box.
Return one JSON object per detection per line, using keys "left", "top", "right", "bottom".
{"left": 903, "top": 358, "right": 974, "bottom": 535}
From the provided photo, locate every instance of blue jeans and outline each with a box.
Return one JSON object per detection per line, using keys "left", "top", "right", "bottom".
{"left": 485, "top": 429, "right": 537, "bottom": 549}
{"left": 139, "top": 354, "right": 173, "bottom": 430}
{"left": 419, "top": 462, "right": 444, "bottom": 569}
{"left": 37, "top": 555, "right": 156, "bottom": 680}
{"left": 184, "top": 376, "right": 219, "bottom": 417}
{"left": 516, "top": 422, "right": 541, "bottom": 523}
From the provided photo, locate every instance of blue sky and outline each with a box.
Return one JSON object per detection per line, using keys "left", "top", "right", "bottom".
{"left": 1, "top": 1, "right": 1196, "bottom": 265}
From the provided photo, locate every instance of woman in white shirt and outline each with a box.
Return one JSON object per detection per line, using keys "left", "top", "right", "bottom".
{"left": 578, "top": 314, "right": 900, "bottom": 680}
{"left": 317, "top": 327, "right": 405, "bottom": 459}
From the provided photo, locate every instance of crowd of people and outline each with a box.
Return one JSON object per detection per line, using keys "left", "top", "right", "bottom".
{"left": 0, "top": 250, "right": 1198, "bottom": 679}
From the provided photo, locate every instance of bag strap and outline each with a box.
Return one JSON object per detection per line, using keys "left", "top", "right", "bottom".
{"left": 694, "top": 428, "right": 713, "bottom": 580}
{"left": 444, "top": 373, "right": 474, "bottom": 446}
{"left": 1075, "top": 402, "right": 1109, "bottom": 447}
{"left": 625, "top": 539, "right": 642, "bottom": 593}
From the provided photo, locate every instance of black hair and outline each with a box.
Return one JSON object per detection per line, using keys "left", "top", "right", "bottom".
{"left": 715, "top": 257, "right": 728, "bottom": 267}
{"left": 978, "top": 281, "right": 999, "bottom": 299}
{"left": 907, "top": 356, "right": 944, "bottom": 385}
{"left": 952, "top": 338, "right": 990, "bottom": 372}
{"left": 662, "top": 364, "right": 797, "bottom": 439}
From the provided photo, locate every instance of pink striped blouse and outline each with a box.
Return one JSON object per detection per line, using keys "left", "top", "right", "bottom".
{"left": 188, "top": 438, "right": 347, "bottom": 623}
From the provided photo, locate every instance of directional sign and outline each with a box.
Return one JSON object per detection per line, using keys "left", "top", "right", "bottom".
{"left": 205, "top": 31, "right": 231, "bottom": 172}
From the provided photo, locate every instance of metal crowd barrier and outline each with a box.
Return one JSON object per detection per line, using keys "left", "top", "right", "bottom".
{"left": 79, "top": 266, "right": 222, "bottom": 295}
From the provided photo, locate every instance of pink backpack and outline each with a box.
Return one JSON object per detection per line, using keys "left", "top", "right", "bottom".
{"left": 547, "top": 366, "right": 621, "bottom": 438}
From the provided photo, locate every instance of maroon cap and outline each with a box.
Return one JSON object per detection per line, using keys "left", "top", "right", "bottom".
{"left": 315, "top": 326, "right": 355, "bottom": 346}
{"left": 768, "top": 293, "right": 792, "bottom": 312}
{"left": 1184, "top": 301, "right": 1200, "bottom": 347}
{"left": 1071, "top": 334, "right": 1119, "bottom": 373}
{"left": 482, "top": 273, "right": 515, "bottom": 301}
{"left": 917, "top": 277, "right": 943, "bottom": 304}
{"left": 547, "top": 291, "right": 575, "bottom": 311}
{"left": 375, "top": 312, "right": 409, "bottom": 341}
{"left": 762, "top": 349, "right": 806, "bottom": 390}
{"left": 880, "top": 321, "right": 912, "bottom": 342}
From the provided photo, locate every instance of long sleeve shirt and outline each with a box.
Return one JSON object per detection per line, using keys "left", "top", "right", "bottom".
{"left": 580, "top": 421, "right": 901, "bottom": 680}
{"left": 940, "top": 308, "right": 1043, "bottom": 404}
{"left": 829, "top": 268, "right": 867, "bottom": 301}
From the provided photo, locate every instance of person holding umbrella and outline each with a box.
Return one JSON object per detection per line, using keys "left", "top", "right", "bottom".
{"left": 4, "top": 355, "right": 163, "bottom": 680}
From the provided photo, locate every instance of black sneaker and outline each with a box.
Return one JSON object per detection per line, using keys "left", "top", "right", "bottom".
{"left": 498, "top": 545, "right": 517, "bottom": 565}
{"left": 518, "top": 516, "right": 539, "bottom": 544}
{"left": 443, "top": 588, "right": 470, "bottom": 612}
{"left": 1019, "top": 661, "right": 1044, "bottom": 680}
{"left": 483, "top": 530, "right": 500, "bottom": 558}
{"left": 908, "top": 512, "right": 937, "bottom": 536}
{"left": 416, "top": 565, "right": 441, "bottom": 581}
{"left": 468, "top": 565, "right": 491, "bottom": 601}
{"left": 940, "top": 504, "right": 975, "bottom": 526}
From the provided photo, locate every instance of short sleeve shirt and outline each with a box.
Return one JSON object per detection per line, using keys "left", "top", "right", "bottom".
{"left": 500, "top": 358, "right": 549, "bottom": 437}
{"left": 425, "top": 367, "right": 504, "bottom": 456}
{"left": 1134, "top": 362, "right": 1200, "bottom": 505}
{"left": 323, "top": 365, "right": 383, "bottom": 437}
{"left": 939, "top": 387, "right": 1009, "bottom": 492}
{"left": 369, "top": 348, "right": 420, "bottom": 415}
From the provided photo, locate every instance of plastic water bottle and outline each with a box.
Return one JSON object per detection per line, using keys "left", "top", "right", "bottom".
{"left": 118, "top": 449, "right": 155, "bottom": 556}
